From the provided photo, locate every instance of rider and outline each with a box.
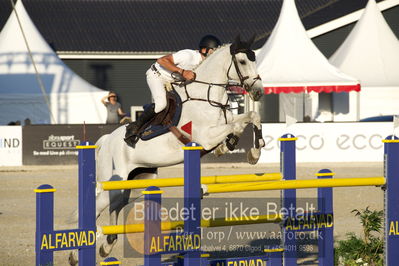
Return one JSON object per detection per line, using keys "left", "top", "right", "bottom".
{"left": 125, "top": 34, "right": 221, "bottom": 142}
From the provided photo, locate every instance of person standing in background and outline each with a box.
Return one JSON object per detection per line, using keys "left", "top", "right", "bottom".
{"left": 101, "top": 91, "right": 126, "bottom": 124}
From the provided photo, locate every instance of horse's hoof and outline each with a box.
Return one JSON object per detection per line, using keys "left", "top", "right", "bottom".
{"left": 214, "top": 144, "right": 228, "bottom": 157}
{"left": 99, "top": 244, "right": 110, "bottom": 257}
{"left": 68, "top": 251, "right": 78, "bottom": 266}
{"left": 247, "top": 148, "right": 260, "bottom": 165}
{"left": 107, "top": 234, "right": 118, "bottom": 244}
{"left": 201, "top": 184, "right": 209, "bottom": 197}
{"left": 99, "top": 235, "right": 118, "bottom": 258}
{"left": 259, "top": 138, "right": 265, "bottom": 148}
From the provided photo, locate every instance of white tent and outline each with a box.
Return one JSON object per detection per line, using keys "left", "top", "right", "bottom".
{"left": 256, "top": 0, "right": 360, "bottom": 121}
{"left": 0, "top": 0, "right": 107, "bottom": 125}
{"left": 330, "top": 0, "right": 399, "bottom": 120}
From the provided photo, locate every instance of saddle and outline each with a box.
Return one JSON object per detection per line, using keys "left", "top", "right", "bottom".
{"left": 126, "top": 90, "right": 183, "bottom": 146}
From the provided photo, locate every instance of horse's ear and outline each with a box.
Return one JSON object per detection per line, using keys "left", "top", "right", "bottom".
{"left": 230, "top": 34, "right": 240, "bottom": 54}
{"left": 235, "top": 34, "right": 241, "bottom": 44}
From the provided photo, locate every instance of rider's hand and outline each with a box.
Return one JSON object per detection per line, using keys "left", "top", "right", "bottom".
{"left": 182, "top": 70, "right": 196, "bottom": 81}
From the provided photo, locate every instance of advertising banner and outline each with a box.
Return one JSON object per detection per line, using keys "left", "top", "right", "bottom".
{"left": 259, "top": 122, "right": 394, "bottom": 163}
{"left": 23, "top": 124, "right": 119, "bottom": 165}
{"left": 0, "top": 126, "right": 22, "bottom": 166}
{"left": 20, "top": 122, "right": 395, "bottom": 165}
{"left": 21, "top": 123, "right": 252, "bottom": 165}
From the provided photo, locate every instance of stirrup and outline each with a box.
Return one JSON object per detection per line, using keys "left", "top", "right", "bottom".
{"left": 125, "top": 123, "right": 139, "bottom": 137}
{"left": 124, "top": 122, "right": 141, "bottom": 147}
{"left": 124, "top": 134, "right": 139, "bottom": 147}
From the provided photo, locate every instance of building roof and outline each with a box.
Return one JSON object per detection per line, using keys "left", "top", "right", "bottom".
{"left": 0, "top": 0, "right": 388, "bottom": 53}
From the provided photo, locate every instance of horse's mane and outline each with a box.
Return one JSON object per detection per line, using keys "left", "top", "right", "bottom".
{"left": 193, "top": 44, "right": 230, "bottom": 70}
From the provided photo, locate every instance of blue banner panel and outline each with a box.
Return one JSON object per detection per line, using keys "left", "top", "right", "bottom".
{"left": 38, "top": 229, "right": 96, "bottom": 252}
{"left": 385, "top": 139, "right": 399, "bottom": 266}
{"left": 284, "top": 213, "right": 334, "bottom": 232}
{"left": 148, "top": 232, "right": 201, "bottom": 255}
{"left": 209, "top": 255, "right": 269, "bottom": 266}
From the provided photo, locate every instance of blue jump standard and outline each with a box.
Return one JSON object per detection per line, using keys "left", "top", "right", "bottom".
{"left": 35, "top": 143, "right": 97, "bottom": 266}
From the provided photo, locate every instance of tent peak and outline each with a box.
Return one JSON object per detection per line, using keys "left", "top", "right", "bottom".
{"left": 256, "top": 0, "right": 359, "bottom": 94}
{"left": 329, "top": 0, "right": 399, "bottom": 87}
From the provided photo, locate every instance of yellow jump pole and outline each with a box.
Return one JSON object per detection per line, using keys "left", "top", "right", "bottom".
{"left": 204, "top": 177, "right": 386, "bottom": 194}
{"left": 99, "top": 172, "right": 282, "bottom": 191}
{"left": 100, "top": 214, "right": 282, "bottom": 235}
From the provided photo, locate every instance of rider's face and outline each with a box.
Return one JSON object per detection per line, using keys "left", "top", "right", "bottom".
{"left": 207, "top": 49, "right": 215, "bottom": 55}
{"left": 200, "top": 48, "right": 215, "bottom": 57}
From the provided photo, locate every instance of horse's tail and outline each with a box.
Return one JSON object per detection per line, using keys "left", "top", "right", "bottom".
{"left": 95, "top": 134, "right": 109, "bottom": 158}
{"left": 94, "top": 134, "right": 110, "bottom": 181}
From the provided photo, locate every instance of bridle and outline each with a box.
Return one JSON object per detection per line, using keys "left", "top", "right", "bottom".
{"left": 228, "top": 52, "right": 261, "bottom": 92}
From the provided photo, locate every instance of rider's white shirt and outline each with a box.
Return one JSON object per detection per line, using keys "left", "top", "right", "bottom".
{"left": 154, "top": 49, "right": 203, "bottom": 81}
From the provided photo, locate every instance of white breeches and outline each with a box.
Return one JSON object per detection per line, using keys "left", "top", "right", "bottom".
{"left": 146, "top": 69, "right": 167, "bottom": 113}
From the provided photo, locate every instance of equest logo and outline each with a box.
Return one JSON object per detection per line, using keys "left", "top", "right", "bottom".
{"left": 43, "top": 135, "right": 80, "bottom": 150}
{"left": 0, "top": 138, "right": 20, "bottom": 149}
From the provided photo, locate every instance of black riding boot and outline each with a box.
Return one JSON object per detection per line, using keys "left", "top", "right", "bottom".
{"left": 124, "top": 106, "right": 157, "bottom": 144}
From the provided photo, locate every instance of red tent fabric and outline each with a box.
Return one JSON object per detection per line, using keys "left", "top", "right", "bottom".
{"left": 264, "top": 84, "right": 361, "bottom": 94}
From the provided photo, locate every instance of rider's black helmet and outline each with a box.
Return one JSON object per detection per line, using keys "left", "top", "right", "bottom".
{"left": 199, "top": 35, "right": 221, "bottom": 50}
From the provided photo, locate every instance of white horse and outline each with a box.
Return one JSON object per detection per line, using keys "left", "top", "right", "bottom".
{"left": 69, "top": 36, "right": 265, "bottom": 264}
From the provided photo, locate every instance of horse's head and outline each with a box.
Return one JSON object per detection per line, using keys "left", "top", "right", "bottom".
{"left": 228, "top": 35, "right": 263, "bottom": 101}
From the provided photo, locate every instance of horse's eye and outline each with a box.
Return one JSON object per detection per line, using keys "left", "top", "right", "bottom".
{"left": 239, "top": 60, "right": 246, "bottom": 65}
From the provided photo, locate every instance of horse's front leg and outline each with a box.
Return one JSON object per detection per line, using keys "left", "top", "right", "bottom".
{"left": 214, "top": 111, "right": 264, "bottom": 164}
{"left": 198, "top": 122, "right": 237, "bottom": 151}
{"left": 198, "top": 113, "right": 251, "bottom": 154}
{"left": 245, "top": 111, "right": 265, "bottom": 164}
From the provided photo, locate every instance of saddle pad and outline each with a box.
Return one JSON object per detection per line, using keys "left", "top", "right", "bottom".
{"left": 140, "top": 90, "right": 182, "bottom": 141}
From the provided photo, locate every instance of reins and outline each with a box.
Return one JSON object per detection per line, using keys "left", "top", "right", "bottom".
{"left": 176, "top": 80, "right": 231, "bottom": 123}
